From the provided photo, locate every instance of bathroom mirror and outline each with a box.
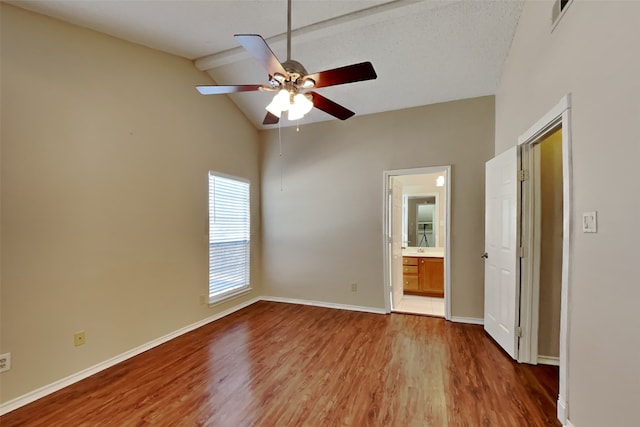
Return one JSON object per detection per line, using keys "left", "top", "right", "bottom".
{"left": 396, "top": 171, "right": 446, "bottom": 248}
{"left": 406, "top": 196, "right": 437, "bottom": 247}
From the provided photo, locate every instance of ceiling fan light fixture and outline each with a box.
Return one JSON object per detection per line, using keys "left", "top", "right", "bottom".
{"left": 287, "top": 108, "right": 304, "bottom": 121}
{"left": 288, "top": 93, "right": 313, "bottom": 120}
{"left": 301, "top": 78, "right": 315, "bottom": 89}
{"left": 266, "top": 89, "right": 291, "bottom": 116}
{"left": 295, "top": 93, "right": 313, "bottom": 113}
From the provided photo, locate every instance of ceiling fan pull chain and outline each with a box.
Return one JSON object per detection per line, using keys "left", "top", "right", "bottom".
{"left": 279, "top": 120, "right": 284, "bottom": 191}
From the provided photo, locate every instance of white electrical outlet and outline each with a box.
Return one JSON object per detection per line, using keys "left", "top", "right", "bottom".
{"left": 74, "top": 331, "right": 86, "bottom": 347}
{"left": 351, "top": 283, "right": 358, "bottom": 292}
{"left": 0, "top": 353, "right": 11, "bottom": 373}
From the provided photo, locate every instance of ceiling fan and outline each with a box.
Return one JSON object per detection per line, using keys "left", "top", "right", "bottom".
{"left": 196, "top": 0, "right": 377, "bottom": 125}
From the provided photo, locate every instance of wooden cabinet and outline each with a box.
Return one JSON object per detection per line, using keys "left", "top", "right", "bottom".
{"left": 402, "top": 257, "right": 419, "bottom": 292}
{"left": 418, "top": 257, "right": 444, "bottom": 297}
{"left": 402, "top": 256, "right": 444, "bottom": 297}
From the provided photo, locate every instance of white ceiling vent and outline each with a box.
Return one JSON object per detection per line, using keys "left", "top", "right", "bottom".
{"left": 552, "top": 0, "right": 574, "bottom": 30}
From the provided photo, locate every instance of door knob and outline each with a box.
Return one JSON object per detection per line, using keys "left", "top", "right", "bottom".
{"left": 481, "top": 252, "right": 488, "bottom": 259}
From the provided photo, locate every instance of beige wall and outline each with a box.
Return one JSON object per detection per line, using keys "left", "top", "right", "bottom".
{"left": 0, "top": 5, "right": 261, "bottom": 403}
{"left": 538, "top": 129, "right": 562, "bottom": 359}
{"left": 260, "top": 96, "right": 494, "bottom": 318}
{"left": 495, "top": 1, "right": 640, "bottom": 425}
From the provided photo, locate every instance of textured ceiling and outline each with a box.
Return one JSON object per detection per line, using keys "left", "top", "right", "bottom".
{"left": 8, "top": 0, "right": 524, "bottom": 129}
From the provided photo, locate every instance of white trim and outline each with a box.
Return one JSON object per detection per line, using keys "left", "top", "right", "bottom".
{"left": 444, "top": 168, "right": 451, "bottom": 320}
{"left": 0, "top": 297, "right": 260, "bottom": 416}
{"left": 260, "top": 296, "right": 386, "bottom": 314}
{"left": 517, "top": 94, "right": 572, "bottom": 426}
{"left": 558, "top": 406, "right": 574, "bottom": 427}
{"left": 207, "top": 170, "right": 250, "bottom": 184}
{"left": 208, "top": 286, "right": 252, "bottom": 307}
{"left": 518, "top": 136, "right": 546, "bottom": 364}
{"left": 558, "top": 107, "right": 573, "bottom": 426}
{"left": 382, "top": 171, "right": 392, "bottom": 314}
{"left": 382, "top": 166, "right": 452, "bottom": 320}
{"left": 518, "top": 95, "right": 570, "bottom": 145}
{"left": 537, "top": 355, "right": 560, "bottom": 366}
{"left": 450, "top": 316, "right": 484, "bottom": 325}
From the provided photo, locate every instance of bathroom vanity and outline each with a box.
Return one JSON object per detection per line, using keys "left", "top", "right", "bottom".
{"left": 402, "top": 248, "right": 444, "bottom": 297}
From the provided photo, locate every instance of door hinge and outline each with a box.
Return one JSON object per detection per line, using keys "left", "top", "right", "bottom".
{"left": 518, "top": 170, "right": 529, "bottom": 181}
{"left": 518, "top": 246, "right": 526, "bottom": 258}
{"left": 516, "top": 327, "right": 523, "bottom": 338}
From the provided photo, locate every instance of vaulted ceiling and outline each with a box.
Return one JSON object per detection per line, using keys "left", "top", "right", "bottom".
{"left": 8, "top": 0, "right": 524, "bottom": 129}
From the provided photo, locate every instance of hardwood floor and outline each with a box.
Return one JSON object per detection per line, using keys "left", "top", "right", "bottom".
{"left": 1, "top": 301, "right": 560, "bottom": 426}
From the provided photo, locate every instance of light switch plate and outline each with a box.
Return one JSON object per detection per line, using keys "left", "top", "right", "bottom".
{"left": 583, "top": 211, "right": 597, "bottom": 233}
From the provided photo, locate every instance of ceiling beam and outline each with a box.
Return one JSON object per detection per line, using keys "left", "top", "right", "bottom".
{"left": 194, "top": 0, "right": 437, "bottom": 71}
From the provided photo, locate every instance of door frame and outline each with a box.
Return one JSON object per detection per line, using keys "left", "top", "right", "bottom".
{"left": 517, "top": 95, "right": 572, "bottom": 424}
{"left": 382, "top": 166, "right": 451, "bottom": 319}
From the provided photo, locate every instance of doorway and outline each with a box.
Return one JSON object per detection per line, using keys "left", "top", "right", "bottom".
{"left": 382, "top": 166, "right": 451, "bottom": 319}
{"left": 522, "top": 127, "right": 563, "bottom": 366}
{"left": 483, "top": 95, "right": 572, "bottom": 425}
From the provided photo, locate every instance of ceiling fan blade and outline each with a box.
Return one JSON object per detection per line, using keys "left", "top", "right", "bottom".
{"left": 235, "top": 34, "right": 288, "bottom": 78}
{"left": 263, "top": 112, "right": 280, "bottom": 125}
{"left": 305, "top": 62, "right": 377, "bottom": 89}
{"left": 309, "top": 92, "right": 355, "bottom": 120}
{"left": 196, "top": 84, "right": 266, "bottom": 95}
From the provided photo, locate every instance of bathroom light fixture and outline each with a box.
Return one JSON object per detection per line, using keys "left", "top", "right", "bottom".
{"left": 436, "top": 175, "right": 445, "bottom": 187}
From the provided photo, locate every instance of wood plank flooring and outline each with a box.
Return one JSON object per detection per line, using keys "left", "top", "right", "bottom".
{"left": 1, "top": 301, "right": 560, "bottom": 426}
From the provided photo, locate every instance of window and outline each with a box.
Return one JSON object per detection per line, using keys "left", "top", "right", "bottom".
{"left": 208, "top": 172, "right": 250, "bottom": 303}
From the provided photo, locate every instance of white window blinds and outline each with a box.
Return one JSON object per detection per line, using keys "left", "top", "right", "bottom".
{"left": 208, "top": 172, "right": 250, "bottom": 303}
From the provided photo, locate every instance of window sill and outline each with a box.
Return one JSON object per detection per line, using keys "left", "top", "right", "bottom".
{"left": 208, "top": 286, "right": 252, "bottom": 307}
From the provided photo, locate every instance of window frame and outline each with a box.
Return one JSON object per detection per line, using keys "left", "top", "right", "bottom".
{"left": 207, "top": 171, "right": 251, "bottom": 304}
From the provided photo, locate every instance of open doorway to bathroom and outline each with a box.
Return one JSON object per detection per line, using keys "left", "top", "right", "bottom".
{"left": 383, "top": 166, "right": 451, "bottom": 318}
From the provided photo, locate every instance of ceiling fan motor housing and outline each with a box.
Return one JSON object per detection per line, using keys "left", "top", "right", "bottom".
{"left": 278, "top": 60, "right": 314, "bottom": 90}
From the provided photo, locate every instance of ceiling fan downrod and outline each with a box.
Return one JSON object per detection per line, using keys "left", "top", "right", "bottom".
{"left": 287, "top": 0, "right": 292, "bottom": 62}
{"left": 278, "top": 0, "right": 312, "bottom": 93}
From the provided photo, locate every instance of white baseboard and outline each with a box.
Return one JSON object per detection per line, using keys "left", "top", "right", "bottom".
{"left": 260, "top": 296, "right": 386, "bottom": 315}
{"left": 538, "top": 355, "right": 560, "bottom": 366}
{"left": 0, "top": 297, "right": 260, "bottom": 416}
{"left": 558, "top": 397, "right": 569, "bottom": 425}
{"left": 450, "top": 316, "right": 484, "bottom": 325}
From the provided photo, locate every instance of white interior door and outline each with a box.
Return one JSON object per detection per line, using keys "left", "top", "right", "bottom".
{"left": 484, "top": 146, "right": 519, "bottom": 359}
{"left": 391, "top": 178, "right": 404, "bottom": 308}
